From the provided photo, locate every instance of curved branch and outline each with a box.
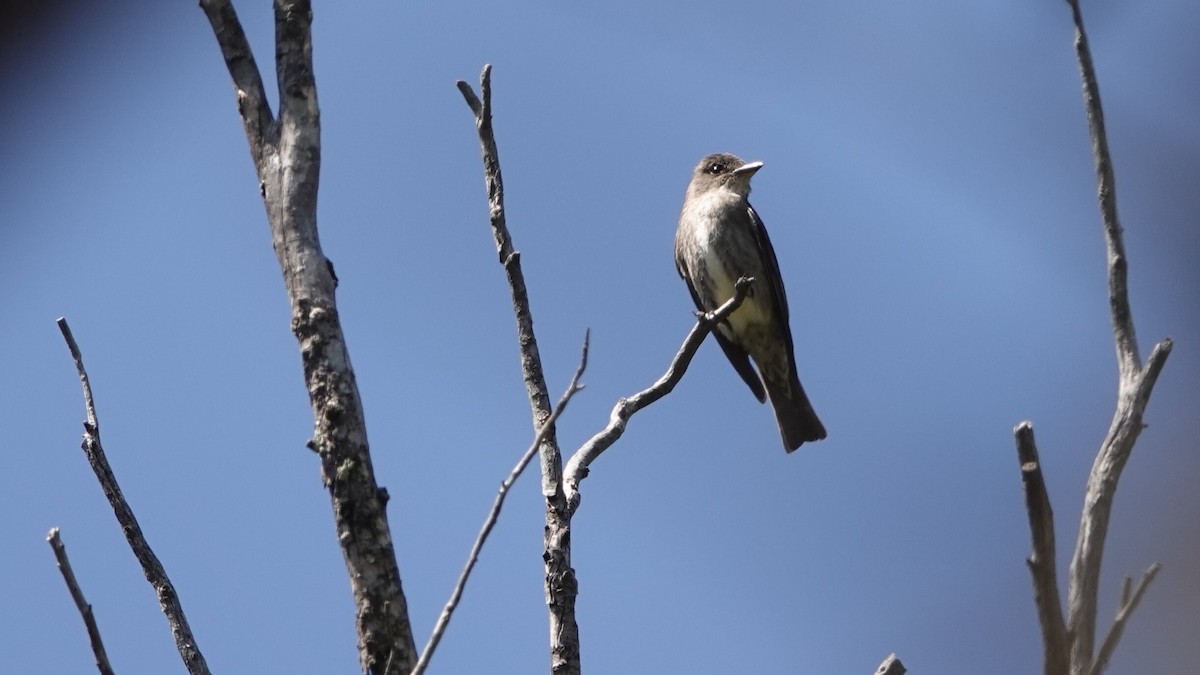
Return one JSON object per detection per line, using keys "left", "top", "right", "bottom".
{"left": 563, "top": 276, "right": 754, "bottom": 515}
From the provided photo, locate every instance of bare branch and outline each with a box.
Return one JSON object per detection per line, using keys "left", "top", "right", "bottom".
{"left": 273, "top": 0, "right": 319, "bottom": 135}
{"left": 201, "top": 3, "right": 415, "bottom": 671}
{"left": 56, "top": 318, "right": 210, "bottom": 675}
{"left": 1054, "top": 3, "right": 1174, "bottom": 673}
{"left": 1014, "top": 422, "right": 1070, "bottom": 675}
{"left": 1135, "top": 338, "right": 1173, "bottom": 409}
{"left": 412, "top": 333, "right": 590, "bottom": 675}
{"left": 564, "top": 276, "right": 755, "bottom": 515}
{"left": 458, "top": 64, "right": 580, "bottom": 673}
{"left": 1089, "top": 563, "right": 1161, "bottom": 675}
{"left": 199, "top": 0, "right": 274, "bottom": 152}
{"left": 455, "top": 80, "right": 483, "bottom": 119}
{"left": 47, "top": 528, "right": 115, "bottom": 675}
{"left": 874, "top": 653, "right": 906, "bottom": 675}
{"left": 456, "top": 64, "right": 563, "bottom": 498}
{"left": 1065, "top": 0, "right": 1138, "bottom": 376}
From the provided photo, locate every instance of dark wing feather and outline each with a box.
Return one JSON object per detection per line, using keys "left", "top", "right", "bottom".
{"left": 746, "top": 203, "right": 795, "bottom": 346}
{"left": 747, "top": 204, "right": 828, "bottom": 447}
{"left": 712, "top": 333, "right": 767, "bottom": 403}
{"left": 676, "top": 254, "right": 767, "bottom": 402}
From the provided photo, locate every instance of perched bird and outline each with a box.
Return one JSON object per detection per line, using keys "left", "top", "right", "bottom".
{"left": 674, "top": 152, "right": 826, "bottom": 451}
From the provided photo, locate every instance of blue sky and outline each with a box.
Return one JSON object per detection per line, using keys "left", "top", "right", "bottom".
{"left": 2, "top": 1, "right": 1197, "bottom": 673}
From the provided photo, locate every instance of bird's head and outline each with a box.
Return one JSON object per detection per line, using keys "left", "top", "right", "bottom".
{"left": 688, "top": 152, "right": 763, "bottom": 200}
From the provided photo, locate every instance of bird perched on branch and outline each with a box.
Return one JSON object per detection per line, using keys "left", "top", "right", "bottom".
{"left": 674, "top": 152, "right": 826, "bottom": 451}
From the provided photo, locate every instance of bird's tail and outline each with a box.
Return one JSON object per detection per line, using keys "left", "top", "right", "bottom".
{"left": 764, "top": 374, "right": 826, "bottom": 452}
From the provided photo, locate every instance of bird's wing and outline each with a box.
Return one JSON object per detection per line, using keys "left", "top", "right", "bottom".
{"left": 746, "top": 203, "right": 794, "bottom": 336}
{"left": 676, "top": 253, "right": 767, "bottom": 403}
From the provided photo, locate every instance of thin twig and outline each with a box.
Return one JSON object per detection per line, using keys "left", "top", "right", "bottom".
{"left": 47, "top": 528, "right": 115, "bottom": 675}
{"left": 1065, "top": 0, "right": 1139, "bottom": 376}
{"left": 1014, "top": 422, "right": 1070, "bottom": 675}
{"left": 458, "top": 64, "right": 580, "bottom": 674}
{"left": 56, "top": 318, "right": 211, "bottom": 675}
{"left": 563, "top": 276, "right": 754, "bottom": 515}
{"left": 412, "top": 333, "right": 590, "bottom": 675}
{"left": 456, "top": 64, "right": 563, "bottom": 499}
{"left": 1088, "top": 563, "right": 1161, "bottom": 675}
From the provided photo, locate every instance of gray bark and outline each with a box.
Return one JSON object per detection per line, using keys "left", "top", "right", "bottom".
{"left": 200, "top": 2, "right": 416, "bottom": 672}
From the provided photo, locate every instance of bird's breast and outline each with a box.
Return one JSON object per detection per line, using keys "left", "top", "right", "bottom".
{"left": 677, "top": 193, "right": 772, "bottom": 335}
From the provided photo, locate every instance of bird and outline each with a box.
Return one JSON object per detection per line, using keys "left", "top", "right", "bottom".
{"left": 674, "top": 152, "right": 826, "bottom": 451}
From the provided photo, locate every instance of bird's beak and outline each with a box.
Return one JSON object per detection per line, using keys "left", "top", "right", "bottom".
{"left": 733, "top": 161, "right": 764, "bottom": 177}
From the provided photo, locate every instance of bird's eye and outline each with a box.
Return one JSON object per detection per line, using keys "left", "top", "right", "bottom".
{"left": 707, "top": 163, "right": 724, "bottom": 174}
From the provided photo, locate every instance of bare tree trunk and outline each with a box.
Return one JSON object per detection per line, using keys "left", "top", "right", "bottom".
{"left": 200, "top": 2, "right": 416, "bottom": 672}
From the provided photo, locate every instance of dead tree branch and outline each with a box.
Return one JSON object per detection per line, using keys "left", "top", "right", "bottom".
{"left": 47, "top": 528, "right": 116, "bottom": 675}
{"left": 455, "top": 66, "right": 564, "bottom": 501}
{"left": 1062, "top": 2, "right": 1173, "bottom": 673}
{"left": 413, "top": 334, "right": 590, "bottom": 675}
{"left": 457, "top": 64, "right": 581, "bottom": 674}
{"left": 1014, "top": 423, "right": 1070, "bottom": 675}
{"left": 563, "top": 277, "right": 755, "bottom": 515}
{"left": 1014, "top": 3, "right": 1174, "bottom": 675}
{"left": 874, "top": 653, "right": 906, "bottom": 675}
{"left": 1088, "top": 563, "right": 1161, "bottom": 675}
{"left": 200, "top": 2, "right": 415, "bottom": 672}
{"left": 56, "top": 318, "right": 209, "bottom": 675}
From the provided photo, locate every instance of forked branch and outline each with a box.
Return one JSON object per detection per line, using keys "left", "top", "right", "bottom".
{"left": 1015, "top": 3, "right": 1174, "bottom": 675}
{"left": 458, "top": 63, "right": 580, "bottom": 675}
{"left": 412, "top": 334, "right": 590, "bottom": 675}
{"left": 1062, "top": 1, "right": 1172, "bottom": 672}
{"left": 1089, "top": 563, "right": 1161, "bottom": 675}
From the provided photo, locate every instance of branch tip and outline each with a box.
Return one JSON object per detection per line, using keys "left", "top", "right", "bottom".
{"left": 457, "top": 80, "right": 482, "bottom": 116}
{"left": 579, "top": 328, "right": 591, "bottom": 371}
{"left": 47, "top": 527, "right": 116, "bottom": 675}
{"left": 874, "top": 653, "right": 906, "bottom": 675}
